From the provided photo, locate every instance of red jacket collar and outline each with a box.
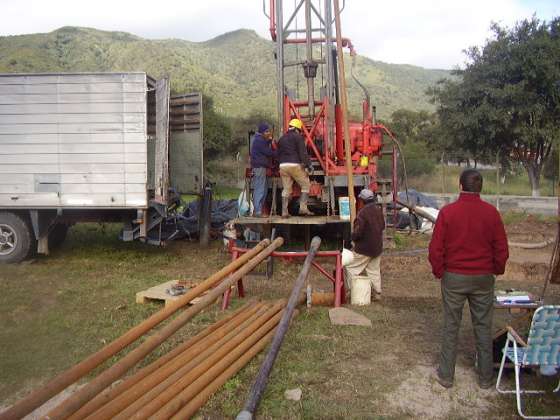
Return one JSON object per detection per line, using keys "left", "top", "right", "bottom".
{"left": 458, "top": 191, "right": 481, "bottom": 201}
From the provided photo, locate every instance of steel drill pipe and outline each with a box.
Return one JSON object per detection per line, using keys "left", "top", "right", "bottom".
{"left": 69, "top": 302, "right": 256, "bottom": 420}
{"left": 153, "top": 308, "right": 287, "bottom": 420}
{"left": 171, "top": 330, "right": 276, "bottom": 420}
{"left": 133, "top": 302, "right": 286, "bottom": 420}
{"left": 114, "top": 303, "right": 282, "bottom": 420}
{"left": 395, "top": 199, "right": 437, "bottom": 223}
{"left": 45, "top": 237, "right": 284, "bottom": 420}
{"left": 70, "top": 303, "right": 258, "bottom": 420}
{"left": 93, "top": 303, "right": 273, "bottom": 420}
{"left": 237, "top": 236, "right": 321, "bottom": 420}
{"left": 81, "top": 303, "right": 267, "bottom": 420}
{"left": 0, "top": 239, "right": 270, "bottom": 420}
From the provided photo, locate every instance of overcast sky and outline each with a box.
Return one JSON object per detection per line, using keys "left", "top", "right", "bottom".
{"left": 1, "top": 0, "right": 558, "bottom": 69}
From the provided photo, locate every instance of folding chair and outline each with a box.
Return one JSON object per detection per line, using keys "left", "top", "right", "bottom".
{"left": 496, "top": 305, "right": 560, "bottom": 419}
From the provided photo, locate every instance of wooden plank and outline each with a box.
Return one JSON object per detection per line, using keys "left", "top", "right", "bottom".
{"left": 0, "top": 143, "right": 145, "bottom": 155}
{"left": 0, "top": 152, "right": 147, "bottom": 164}
{"left": 233, "top": 215, "right": 349, "bottom": 225}
{"left": 0, "top": 173, "right": 145, "bottom": 184}
{"left": 0, "top": 82, "right": 146, "bottom": 95}
{"left": 135, "top": 280, "right": 211, "bottom": 308}
{"left": 0, "top": 132, "right": 146, "bottom": 144}
{"left": 0, "top": 73, "right": 146, "bottom": 85}
{"left": 0, "top": 122, "right": 146, "bottom": 134}
{"left": 0, "top": 163, "right": 147, "bottom": 174}
{"left": 0, "top": 92, "right": 146, "bottom": 105}
{"left": 0, "top": 103, "right": 146, "bottom": 115}
{"left": 0, "top": 113, "right": 145, "bottom": 124}
{"left": 153, "top": 78, "right": 170, "bottom": 204}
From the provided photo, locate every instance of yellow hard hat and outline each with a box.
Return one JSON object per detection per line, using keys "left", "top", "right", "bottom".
{"left": 288, "top": 118, "right": 303, "bottom": 130}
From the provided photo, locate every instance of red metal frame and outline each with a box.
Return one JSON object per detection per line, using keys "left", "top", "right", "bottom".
{"left": 256, "top": 0, "right": 401, "bottom": 219}
{"left": 222, "top": 241, "right": 345, "bottom": 310}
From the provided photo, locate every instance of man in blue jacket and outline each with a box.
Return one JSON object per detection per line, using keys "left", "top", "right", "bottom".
{"left": 250, "top": 123, "right": 275, "bottom": 217}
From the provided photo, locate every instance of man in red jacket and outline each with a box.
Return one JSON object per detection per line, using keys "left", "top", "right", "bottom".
{"left": 429, "top": 169, "right": 508, "bottom": 389}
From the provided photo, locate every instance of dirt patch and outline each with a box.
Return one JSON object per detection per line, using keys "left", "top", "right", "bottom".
{"left": 385, "top": 365, "right": 498, "bottom": 419}
{"left": 0, "top": 384, "right": 84, "bottom": 420}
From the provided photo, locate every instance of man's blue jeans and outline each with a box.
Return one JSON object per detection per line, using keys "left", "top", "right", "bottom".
{"left": 252, "top": 168, "right": 267, "bottom": 216}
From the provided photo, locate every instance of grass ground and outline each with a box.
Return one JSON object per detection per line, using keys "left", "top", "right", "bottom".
{"left": 1, "top": 216, "right": 559, "bottom": 418}
{"left": 401, "top": 165, "right": 556, "bottom": 197}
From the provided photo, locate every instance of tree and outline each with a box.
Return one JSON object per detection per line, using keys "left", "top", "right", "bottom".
{"left": 202, "top": 96, "right": 233, "bottom": 159}
{"left": 431, "top": 17, "right": 560, "bottom": 196}
{"left": 378, "top": 109, "right": 438, "bottom": 180}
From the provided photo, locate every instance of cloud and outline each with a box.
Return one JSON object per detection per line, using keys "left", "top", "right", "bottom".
{"left": 0, "top": 0, "right": 557, "bottom": 69}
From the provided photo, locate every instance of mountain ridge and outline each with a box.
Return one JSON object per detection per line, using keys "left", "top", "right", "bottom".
{"left": 0, "top": 26, "right": 451, "bottom": 119}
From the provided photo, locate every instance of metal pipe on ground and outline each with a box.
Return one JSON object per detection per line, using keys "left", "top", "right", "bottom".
{"left": 153, "top": 308, "right": 288, "bottom": 419}
{"left": 45, "top": 237, "right": 284, "bottom": 420}
{"left": 84, "top": 303, "right": 269, "bottom": 420}
{"left": 0, "top": 239, "right": 270, "bottom": 420}
{"left": 69, "top": 302, "right": 257, "bottom": 420}
{"left": 104, "top": 303, "right": 278, "bottom": 420}
{"left": 237, "top": 236, "right": 321, "bottom": 420}
{"left": 130, "top": 302, "right": 287, "bottom": 420}
{"left": 395, "top": 199, "right": 437, "bottom": 224}
{"left": 170, "top": 330, "right": 276, "bottom": 420}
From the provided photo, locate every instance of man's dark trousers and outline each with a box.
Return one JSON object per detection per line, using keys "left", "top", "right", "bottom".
{"left": 438, "top": 272, "right": 495, "bottom": 385}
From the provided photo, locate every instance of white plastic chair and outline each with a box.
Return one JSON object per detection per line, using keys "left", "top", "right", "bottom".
{"left": 496, "top": 305, "right": 560, "bottom": 419}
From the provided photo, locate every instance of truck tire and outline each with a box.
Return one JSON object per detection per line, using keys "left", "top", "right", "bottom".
{"left": 0, "top": 212, "right": 33, "bottom": 264}
{"left": 49, "top": 224, "right": 69, "bottom": 249}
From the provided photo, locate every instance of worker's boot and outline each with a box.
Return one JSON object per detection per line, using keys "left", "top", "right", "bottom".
{"left": 298, "top": 193, "right": 314, "bottom": 216}
{"left": 281, "top": 197, "right": 290, "bottom": 218}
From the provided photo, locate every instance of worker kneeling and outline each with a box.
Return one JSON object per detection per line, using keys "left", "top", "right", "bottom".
{"left": 344, "top": 189, "right": 385, "bottom": 302}
{"left": 277, "top": 118, "right": 314, "bottom": 217}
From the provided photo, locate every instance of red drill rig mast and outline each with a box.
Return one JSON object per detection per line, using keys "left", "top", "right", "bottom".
{"left": 266, "top": 0, "right": 398, "bottom": 217}
{"left": 237, "top": 0, "right": 399, "bottom": 231}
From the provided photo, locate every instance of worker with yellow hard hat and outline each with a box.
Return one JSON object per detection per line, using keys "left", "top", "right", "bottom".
{"left": 276, "top": 118, "right": 314, "bottom": 217}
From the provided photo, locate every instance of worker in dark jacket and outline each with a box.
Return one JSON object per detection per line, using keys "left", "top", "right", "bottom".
{"left": 345, "top": 188, "right": 385, "bottom": 301}
{"left": 429, "top": 169, "right": 509, "bottom": 389}
{"left": 250, "top": 123, "right": 275, "bottom": 217}
{"left": 277, "top": 118, "right": 314, "bottom": 217}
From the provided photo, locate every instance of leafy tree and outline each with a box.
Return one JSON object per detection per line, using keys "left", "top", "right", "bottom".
{"left": 378, "top": 109, "right": 438, "bottom": 180}
{"left": 431, "top": 17, "right": 560, "bottom": 196}
{"left": 202, "top": 96, "right": 232, "bottom": 159}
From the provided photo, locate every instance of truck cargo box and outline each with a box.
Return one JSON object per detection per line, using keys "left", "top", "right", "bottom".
{"left": 0, "top": 72, "right": 203, "bottom": 263}
{"left": 0, "top": 72, "right": 149, "bottom": 208}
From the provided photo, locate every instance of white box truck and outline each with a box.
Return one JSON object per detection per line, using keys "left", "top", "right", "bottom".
{"left": 0, "top": 72, "right": 203, "bottom": 262}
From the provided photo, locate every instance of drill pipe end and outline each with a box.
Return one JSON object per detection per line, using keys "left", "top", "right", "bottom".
{"left": 236, "top": 410, "right": 253, "bottom": 420}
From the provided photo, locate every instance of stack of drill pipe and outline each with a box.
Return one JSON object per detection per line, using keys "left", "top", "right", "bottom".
{"left": 42, "top": 237, "right": 283, "bottom": 420}
{"left": 0, "top": 239, "right": 271, "bottom": 420}
{"left": 0, "top": 237, "right": 282, "bottom": 420}
{"left": 63, "top": 300, "right": 288, "bottom": 420}
{"left": 68, "top": 301, "right": 260, "bottom": 419}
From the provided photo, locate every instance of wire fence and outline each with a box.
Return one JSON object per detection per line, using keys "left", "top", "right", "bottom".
{"left": 378, "top": 155, "right": 558, "bottom": 197}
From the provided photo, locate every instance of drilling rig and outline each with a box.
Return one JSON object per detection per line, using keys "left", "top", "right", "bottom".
{"left": 237, "top": 0, "right": 399, "bottom": 237}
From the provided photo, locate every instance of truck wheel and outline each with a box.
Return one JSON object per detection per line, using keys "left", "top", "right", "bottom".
{"left": 49, "top": 224, "right": 69, "bottom": 249}
{"left": 0, "top": 212, "right": 33, "bottom": 264}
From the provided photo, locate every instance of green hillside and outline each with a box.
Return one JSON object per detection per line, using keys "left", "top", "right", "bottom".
{"left": 0, "top": 26, "right": 450, "bottom": 119}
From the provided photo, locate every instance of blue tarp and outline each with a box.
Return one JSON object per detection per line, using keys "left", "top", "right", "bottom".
{"left": 178, "top": 199, "right": 238, "bottom": 235}
{"left": 397, "top": 189, "right": 438, "bottom": 209}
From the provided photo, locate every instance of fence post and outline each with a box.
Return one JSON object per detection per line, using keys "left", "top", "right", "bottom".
{"left": 441, "top": 152, "right": 446, "bottom": 194}
{"left": 496, "top": 151, "right": 500, "bottom": 211}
